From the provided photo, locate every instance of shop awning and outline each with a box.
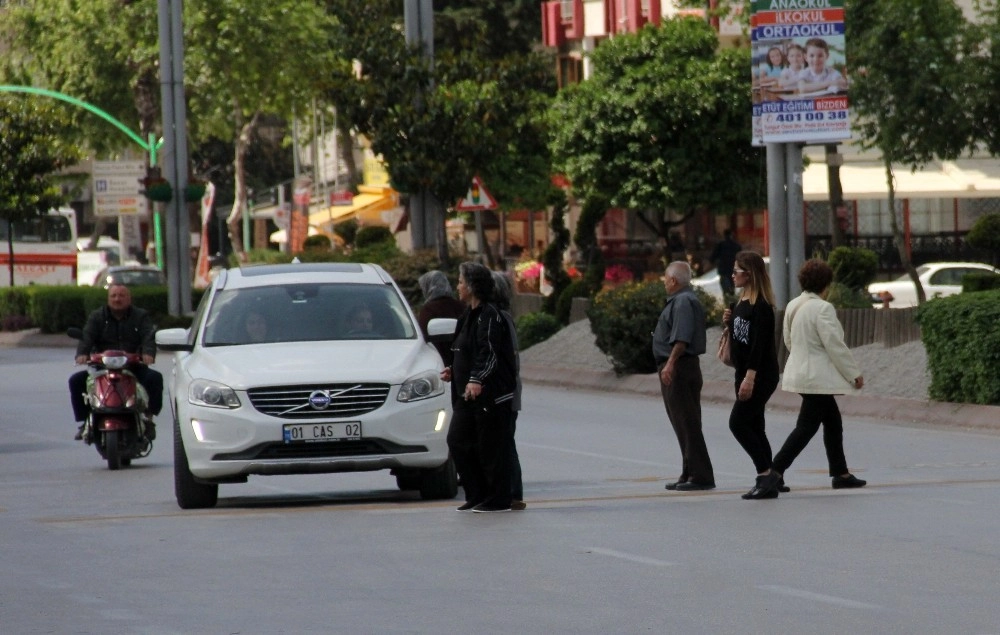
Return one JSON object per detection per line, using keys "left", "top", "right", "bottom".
{"left": 308, "top": 185, "right": 399, "bottom": 227}
{"left": 802, "top": 154, "right": 1000, "bottom": 201}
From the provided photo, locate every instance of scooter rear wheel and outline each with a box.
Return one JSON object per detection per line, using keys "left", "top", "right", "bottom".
{"left": 105, "top": 430, "right": 122, "bottom": 470}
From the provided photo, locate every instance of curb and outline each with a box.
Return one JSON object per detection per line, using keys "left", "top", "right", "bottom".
{"left": 521, "top": 364, "right": 1000, "bottom": 433}
{"left": 0, "top": 329, "right": 73, "bottom": 348}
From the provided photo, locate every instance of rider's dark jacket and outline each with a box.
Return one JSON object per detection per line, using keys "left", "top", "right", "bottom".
{"left": 76, "top": 305, "right": 157, "bottom": 358}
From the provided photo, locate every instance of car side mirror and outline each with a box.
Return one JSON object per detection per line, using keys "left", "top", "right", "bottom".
{"left": 426, "top": 318, "right": 457, "bottom": 344}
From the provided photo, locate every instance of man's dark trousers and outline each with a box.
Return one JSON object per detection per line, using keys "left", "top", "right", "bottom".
{"left": 660, "top": 355, "right": 714, "bottom": 485}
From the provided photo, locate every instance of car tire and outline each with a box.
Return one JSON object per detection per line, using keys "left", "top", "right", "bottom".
{"left": 418, "top": 455, "right": 458, "bottom": 500}
{"left": 174, "top": 416, "right": 218, "bottom": 509}
{"left": 394, "top": 471, "right": 422, "bottom": 491}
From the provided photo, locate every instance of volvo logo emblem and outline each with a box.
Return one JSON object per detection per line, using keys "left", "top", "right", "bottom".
{"left": 308, "top": 390, "right": 332, "bottom": 410}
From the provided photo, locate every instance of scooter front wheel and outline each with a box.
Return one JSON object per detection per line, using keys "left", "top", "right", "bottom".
{"left": 105, "top": 430, "right": 122, "bottom": 470}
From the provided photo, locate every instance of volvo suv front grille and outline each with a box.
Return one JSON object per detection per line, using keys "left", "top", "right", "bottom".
{"left": 247, "top": 383, "right": 390, "bottom": 419}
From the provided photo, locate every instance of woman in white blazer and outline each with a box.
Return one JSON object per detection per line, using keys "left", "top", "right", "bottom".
{"left": 770, "top": 259, "right": 867, "bottom": 490}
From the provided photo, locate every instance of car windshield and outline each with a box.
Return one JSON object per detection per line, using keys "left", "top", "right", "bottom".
{"left": 201, "top": 283, "right": 417, "bottom": 346}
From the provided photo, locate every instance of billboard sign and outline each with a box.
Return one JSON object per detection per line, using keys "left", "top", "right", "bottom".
{"left": 751, "top": 0, "right": 850, "bottom": 145}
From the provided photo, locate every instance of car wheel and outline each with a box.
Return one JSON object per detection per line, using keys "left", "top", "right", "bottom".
{"left": 418, "top": 455, "right": 458, "bottom": 500}
{"left": 174, "top": 416, "right": 218, "bottom": 509}
{"left": 394, "top": 471, "right": 421, "bottom": 491}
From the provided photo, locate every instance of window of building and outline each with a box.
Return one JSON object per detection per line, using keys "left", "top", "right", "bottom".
{"left": 558, "top": 55, "right": 583, "bottom": 88}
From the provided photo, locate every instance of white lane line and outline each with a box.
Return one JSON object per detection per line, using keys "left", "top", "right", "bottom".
{"left": 759, "top": 584, "right": 883, "bottom": 610}
{"left": 585, "top": 547, "right": 676, "bottom": 567}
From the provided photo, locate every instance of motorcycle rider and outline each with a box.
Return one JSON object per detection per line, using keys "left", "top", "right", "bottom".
{"left": 69, "top": 284, "right": 163, "bottom": 441}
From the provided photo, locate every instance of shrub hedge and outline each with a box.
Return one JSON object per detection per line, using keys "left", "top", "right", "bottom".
{"left": 515, "top": 312, "right": 562, "bottom": 351}
{"left": 588, "top": 281, "right": 666, "bottom": 375}
{"left": 917, "top": 289, "right": 1000, "bottom": 405}
{"left": 1, "top": 285, "right": 204, "bottom": 333}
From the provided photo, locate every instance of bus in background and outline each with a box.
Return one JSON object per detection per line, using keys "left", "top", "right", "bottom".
{"left": 0, "top": 208, "right": 78, "bottom": 287}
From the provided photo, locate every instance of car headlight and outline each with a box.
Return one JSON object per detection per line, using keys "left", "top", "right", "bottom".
{"left": 397, "top": 371, "right": 445, "bottom": 402}
{"left": 189, "top": 379, "right": 241, "bottom": 409}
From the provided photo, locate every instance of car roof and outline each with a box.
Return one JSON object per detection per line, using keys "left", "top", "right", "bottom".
{"left": 104, "top": 264, "right": 162, "bottom": 272}
{"left": 215, "top": 262, "right": 394, "bottom": 290}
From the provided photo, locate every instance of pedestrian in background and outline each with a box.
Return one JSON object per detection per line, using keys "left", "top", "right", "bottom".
{"left": 491, "top": 270, "right": 526, "bottom": 510}
{"left": 653, "top": 261, "right": 714, "bottom": 491}
{"left": 771, "top": 259, "right": 867, "bottom": 491}
{"left": 723, "top": 251, "right": 783, "bottom": 499}
{"left": 443, "top": 262, "right": 517, "bottom": 513}
{"left": 417, "top": 270, "right": 465, "bottom": 366}
{"left": 710, "top": 229, "right": 742, "bottom": 296}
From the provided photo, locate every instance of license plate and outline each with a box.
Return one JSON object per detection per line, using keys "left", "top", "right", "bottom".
{"left": 282, "top": 422, "right": 362, "bottom": 443}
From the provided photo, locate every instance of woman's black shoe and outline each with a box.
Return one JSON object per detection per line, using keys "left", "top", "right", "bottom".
{"left": 832, "top": 474, "right": 867, "bottom": 489}
{"left": 741, "top": 473, "right": 781, "bottom": 499}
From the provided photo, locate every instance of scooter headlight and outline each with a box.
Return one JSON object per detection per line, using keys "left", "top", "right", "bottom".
{"left": 101, "top": 354, "right": 129, "bottom": 369}
{"left": 189, "top": 379, "right": 241, "bottom": 409}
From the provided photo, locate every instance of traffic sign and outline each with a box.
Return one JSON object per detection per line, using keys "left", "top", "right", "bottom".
{"left": 455, "top": 175, "right": 498, "bottom": 211}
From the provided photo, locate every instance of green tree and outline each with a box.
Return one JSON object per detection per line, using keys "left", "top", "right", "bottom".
{"left": 548, "top": 18, "right": 765, "bottom": 251}
{"left": 0, "top": 96, "right": 82, "bottom": 285}
{"left": 185, "top": 0, "right": 344, "bottom": 255}
{"left": 0, "top": 0, "right": 160, "bottom": 153}
{"left": 325, "top": 0, "right": 555, "bottom": 263}
{"left": 847, "top": 0, "right": 979, "bottom": 304}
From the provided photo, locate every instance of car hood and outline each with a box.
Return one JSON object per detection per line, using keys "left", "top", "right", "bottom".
{"left": 179, "top": 340, "right": 440, "bottom": 389}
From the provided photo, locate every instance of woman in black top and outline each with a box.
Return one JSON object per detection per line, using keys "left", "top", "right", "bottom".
{"left": 723, "top": 251, "right": 782, "bottom": 499}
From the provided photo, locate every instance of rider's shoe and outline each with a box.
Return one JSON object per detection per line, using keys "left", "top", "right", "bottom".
{"left": 144, "top": 419, "right": 157, "bottom": 441}
{"left": 74, "top": 424, "right": 85, "bottom": 441}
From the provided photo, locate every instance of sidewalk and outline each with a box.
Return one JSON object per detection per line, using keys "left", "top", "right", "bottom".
{"left": 520, "top": 364, "right": 1000, "bottom": 433}
{"left": 4, "top": 326, "right": 997, "bottom": 433}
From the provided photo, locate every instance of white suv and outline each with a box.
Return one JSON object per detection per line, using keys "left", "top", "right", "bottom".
{"left": 155, "top": 262, "right": 456, "bottom": 509}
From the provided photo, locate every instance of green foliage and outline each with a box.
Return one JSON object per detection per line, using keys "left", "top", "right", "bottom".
{"left": 302, "top": 234, "right": 333, "bottom": 251}
{"left": 554, "top": 279, "right": 594, "bottom": 326}
{"left": 965, "top": 213, "right": 1000, "bottom": 262}
{"left": 575, "top": 195, "right": 607, "bottom": 290}
{"left": 963, "top": 272, "right": 1000, "bottom": 293}
{"left": 917, "top": 290, "right": 1000, "bottom": 405}
{"left": 588, "top": 281, "right": 668, "bottom": 375}
{"left": 848, "top": 1, "right": 978, "bottom": 167}
{"left": 541, "top": 189, "right": 572, "bottom": 314}
{"left": 10, "top": 286, "right": 202, "bottom": 333}
{"left": 548, "top": 18, "right": 765, "bottom": 233}
{"left": 825, "top": 282, "right": 874, "bottom": 309}
{"left": 515, "top": 311, "right": 561, "bottom": 351}
{"left": 333, "top": 219, "right": 359, "bottom": 246}
{"left": 0, "top": 95, "right": 82, "bottom": 285}
{"left": 828, "top": 247, "right": 879, "bottom": 290}
{"left": 355, "top": 225, "right": 395, "bottom": 249}
{"left": 692, "top": 286, "right": 724, "bottom": 327}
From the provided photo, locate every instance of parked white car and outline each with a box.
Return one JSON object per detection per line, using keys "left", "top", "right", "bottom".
{"left": 155, "top": 262, "right": 456, "bottom": 509}
{"left": 867, "top": 261, "right": 1000, "bottom": 308}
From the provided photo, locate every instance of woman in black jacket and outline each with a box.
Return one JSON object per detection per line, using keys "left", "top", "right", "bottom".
{"left": 443, "top": 262, "right": 517, "bottom": 513}
{"left": 722, "top": 251, "right": 782, "bottom": 500}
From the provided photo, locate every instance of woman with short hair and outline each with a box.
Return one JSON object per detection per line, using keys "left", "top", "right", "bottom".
{"left": 770, "top": 259, "right": 867, "bottom": 491}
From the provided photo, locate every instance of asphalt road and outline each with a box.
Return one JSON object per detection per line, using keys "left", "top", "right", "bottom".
{"left": 2, "top": 346, "right": 999, "bottom": 633}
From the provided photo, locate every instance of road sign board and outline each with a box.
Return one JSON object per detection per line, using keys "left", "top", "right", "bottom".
{"left": 455, "top": 175, "right": 498, "bottom": 211}
{"left": 93, "top": 160, "right": 148, "bottom": 218}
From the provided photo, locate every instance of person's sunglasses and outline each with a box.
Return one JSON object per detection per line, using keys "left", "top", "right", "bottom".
{"left": 732, "top": 268, "right": 747, "bottom": 275}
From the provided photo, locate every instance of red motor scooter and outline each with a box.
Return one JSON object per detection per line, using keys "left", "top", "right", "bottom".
{"left": 69, "top": 329, "right": 154, "bottom": 470}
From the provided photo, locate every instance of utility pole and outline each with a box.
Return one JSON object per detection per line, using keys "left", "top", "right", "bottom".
{"left": 404, "top": 0, "right": 447, "bottom": 261}
{"left": 158, "top": 0, "right": 191, "bottom": 316}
